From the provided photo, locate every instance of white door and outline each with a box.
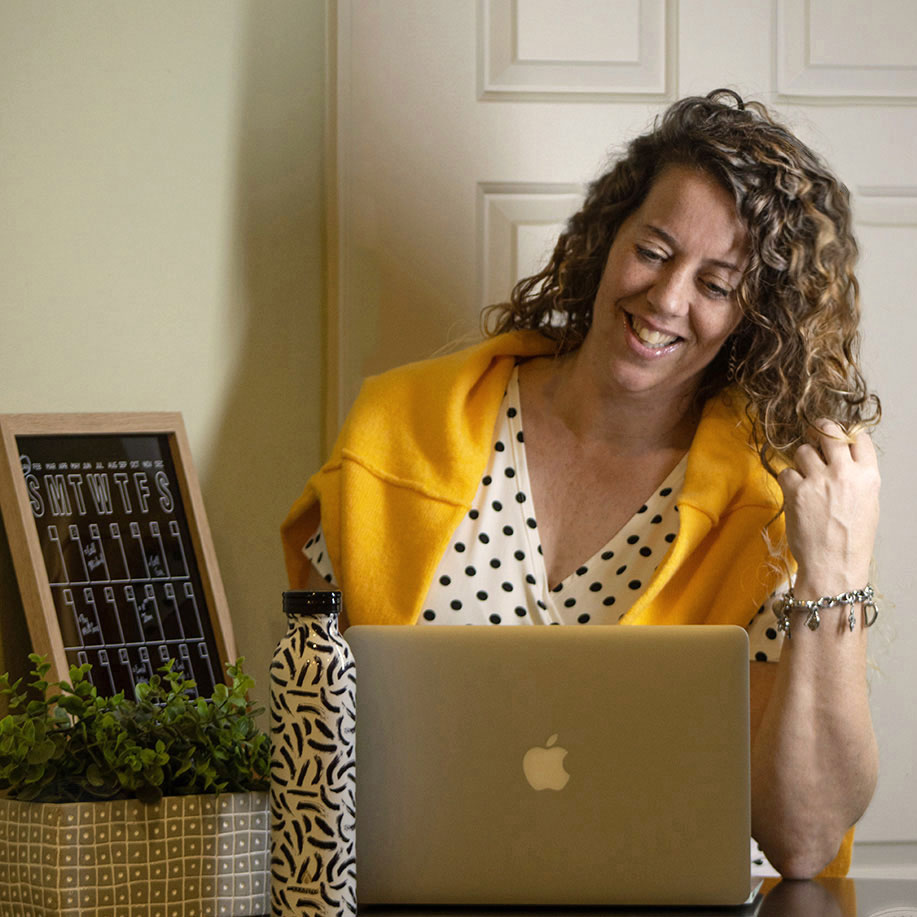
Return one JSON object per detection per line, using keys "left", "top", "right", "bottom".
{"left": 329, "top": 0, "right": 917, "bottom": 872}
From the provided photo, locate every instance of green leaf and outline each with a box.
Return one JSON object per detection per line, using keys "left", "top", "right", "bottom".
{"left": 0, "top": 655, "right": 270, "bottom": 802}
{"left": 57, "top": 695, "right": 86, "bottom": 717}
{"left": 26, "top": 739, "right": 57, "bottom": 765}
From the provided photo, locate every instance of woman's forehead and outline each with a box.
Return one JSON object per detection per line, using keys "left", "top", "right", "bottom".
{"left": 624, "top": 165, "right": 749, "bottom": 268}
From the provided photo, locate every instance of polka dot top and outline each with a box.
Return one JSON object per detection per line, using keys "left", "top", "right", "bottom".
{"left": 304, "top": 366, "right": 784, "bottom": 662}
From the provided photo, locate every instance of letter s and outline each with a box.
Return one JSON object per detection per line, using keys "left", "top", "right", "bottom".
{"left": 27, "top": 474, "right": 45, "bottom": 517}
{"left": 155, "top": 471, "right": 174, "bottom": 513}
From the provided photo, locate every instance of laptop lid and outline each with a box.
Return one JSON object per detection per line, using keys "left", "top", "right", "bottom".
{"left": 344, "top": 625, "right": 751, "bottom": 907}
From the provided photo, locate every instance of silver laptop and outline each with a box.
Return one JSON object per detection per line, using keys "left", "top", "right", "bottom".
{"left": 344, "top": 625, "right": 751, "bottom": 907}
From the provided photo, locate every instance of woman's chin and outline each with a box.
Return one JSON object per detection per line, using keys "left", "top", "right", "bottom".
{"left": 602, "top": 356, "right": 707, "bottom": 404}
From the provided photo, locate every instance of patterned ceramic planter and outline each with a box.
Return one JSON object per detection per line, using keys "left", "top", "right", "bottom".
{"left": 0, "top": 790, "right": 269, "bottom": 917}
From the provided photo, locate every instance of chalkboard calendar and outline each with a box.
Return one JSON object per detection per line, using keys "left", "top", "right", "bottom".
{"left": 0, "top": 414, "right": 236, "bottom": 696}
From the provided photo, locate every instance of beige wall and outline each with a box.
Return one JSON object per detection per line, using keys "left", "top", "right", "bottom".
{"left": 0, "top": 0, "right": 326, "bottom": 710}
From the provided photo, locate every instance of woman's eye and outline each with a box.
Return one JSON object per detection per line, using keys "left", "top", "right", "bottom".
{"left": 636, "top": 246, "right": 664, "bottom": 262}
{"left": 703, "top": 280, "right": 732, "bottom": 298}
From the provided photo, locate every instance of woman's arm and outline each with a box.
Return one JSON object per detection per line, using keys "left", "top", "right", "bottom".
{"left": 750, "top": 420, "right": 880, "bottom": 878}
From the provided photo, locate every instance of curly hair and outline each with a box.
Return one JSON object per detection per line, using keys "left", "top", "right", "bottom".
{"left": 483, "top": 89, "right": 880, "bottom": 471}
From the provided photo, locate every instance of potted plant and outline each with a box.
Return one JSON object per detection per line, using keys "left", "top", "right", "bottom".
{"left": 0, "top": 654, "right": 270, "bottom": 917}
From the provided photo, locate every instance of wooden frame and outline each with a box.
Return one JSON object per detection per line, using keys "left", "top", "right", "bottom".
{"left": 0, "top": 413, "right": 236, "bottom": 695}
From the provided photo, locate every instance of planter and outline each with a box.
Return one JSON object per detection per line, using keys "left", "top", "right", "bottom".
{"left": 0, "top": 790, "right": 269, "bottom": 917}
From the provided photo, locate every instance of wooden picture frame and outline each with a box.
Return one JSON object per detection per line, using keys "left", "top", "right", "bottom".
{"left": 0, "top": 413, "right": 237, "bottom": 696}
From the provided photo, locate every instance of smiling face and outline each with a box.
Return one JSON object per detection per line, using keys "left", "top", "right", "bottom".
{"left": 583, "top": 165, "right": 748, "bottom": 404}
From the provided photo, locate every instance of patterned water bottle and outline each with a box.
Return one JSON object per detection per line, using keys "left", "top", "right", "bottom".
{"left": 270, "top": 590, "right": 356, "bottom": 916}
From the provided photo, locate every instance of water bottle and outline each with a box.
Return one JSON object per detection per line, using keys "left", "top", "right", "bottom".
{"left": 270, "top": 590, "right": 356, "bottom": 916}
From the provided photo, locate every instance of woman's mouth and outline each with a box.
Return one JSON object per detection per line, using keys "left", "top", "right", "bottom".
{"left": 625, "top": 312, "right": 683, "bottom": 351}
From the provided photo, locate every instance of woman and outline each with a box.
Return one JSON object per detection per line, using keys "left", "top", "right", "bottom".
{"left": 282, "top": 90, "right": 881, "bottom": 879}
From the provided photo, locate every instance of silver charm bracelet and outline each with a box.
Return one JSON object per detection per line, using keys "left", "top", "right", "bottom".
{"left": 773, "top": 584, "right": 878, "bottom": 639}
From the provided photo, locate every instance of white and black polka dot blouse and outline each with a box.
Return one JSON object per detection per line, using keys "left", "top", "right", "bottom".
{"left": 304, "top": 366, "right": 784, "bottom": 662}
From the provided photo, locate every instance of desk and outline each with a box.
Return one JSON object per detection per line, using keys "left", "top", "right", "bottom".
{"left": 258, "top": 877, "right": 917, "bottom": 916}
{"left": 335, "top": 877, "right": 917, "bottom": 917}
{"left": 758, "top": 876, "right": 917, "bottom": 917}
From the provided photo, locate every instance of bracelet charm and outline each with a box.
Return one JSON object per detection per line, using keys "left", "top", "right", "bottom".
{"left": 773, "top": 584, "right": 877, "bottom": 639}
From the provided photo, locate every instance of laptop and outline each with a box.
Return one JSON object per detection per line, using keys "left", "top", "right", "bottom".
{"left": 344, "top": 625, "right": 753, "bottom": 907}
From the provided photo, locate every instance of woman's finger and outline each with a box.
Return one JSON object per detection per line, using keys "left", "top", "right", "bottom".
{"left": 792, "top": 442, "right": 825, "bottom": 477}
{"left": 849, "top": 428, "right": 878, "bottom": 466}
{"left": 810, "top": 418, "right": 852, "bottom": 464}
{"left": 777, "top": 466, "right": 803, "bottom": 497}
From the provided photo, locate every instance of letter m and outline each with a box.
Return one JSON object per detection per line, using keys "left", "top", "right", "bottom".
{"left": 43, "top": 474, "right": 72, "bottom": 516}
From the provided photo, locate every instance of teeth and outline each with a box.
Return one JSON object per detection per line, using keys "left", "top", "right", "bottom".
{"left": 630, "top": 314, "right": 679, "bottom": 348}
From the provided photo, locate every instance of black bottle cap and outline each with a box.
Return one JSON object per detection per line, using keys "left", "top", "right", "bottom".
{"left": 283, "top": 590, "right": 342, "bottom": 615}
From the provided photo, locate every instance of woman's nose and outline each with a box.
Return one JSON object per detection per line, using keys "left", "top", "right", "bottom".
{"left": 647, "top": 265, "right": 691, "bottom": 316}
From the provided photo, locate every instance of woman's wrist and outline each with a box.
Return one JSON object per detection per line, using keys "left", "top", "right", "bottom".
{"left": 774, "top": 571, "right": 877, "bottom": 641}
{"left": 792, "top": 564, "right": 872, "bottom": 600}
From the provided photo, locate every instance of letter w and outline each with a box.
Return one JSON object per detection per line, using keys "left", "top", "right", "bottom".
{"left": 86, "top": 474, "right": 114, "bottom": 514}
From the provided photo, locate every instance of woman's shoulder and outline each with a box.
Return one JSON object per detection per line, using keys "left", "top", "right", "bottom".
{"left": 342, "top": 331, "right": 553, "bottom": 436}
{"left": 327, "top": 331, "right": 554, "bottom": 498}
{"left": 357, "top": 331, "right": 553, "bottom": 399}
{"left": 682, "top": 388, "right": 786, "bottom": 516}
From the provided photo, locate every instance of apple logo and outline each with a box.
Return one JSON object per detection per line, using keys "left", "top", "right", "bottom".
{"left": 522, "top": 734, "right": 570, "bottom": 791}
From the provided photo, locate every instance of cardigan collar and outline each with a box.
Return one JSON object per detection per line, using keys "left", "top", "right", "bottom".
{"left": 345, "top": 330, "right": 781, "bottom": 522}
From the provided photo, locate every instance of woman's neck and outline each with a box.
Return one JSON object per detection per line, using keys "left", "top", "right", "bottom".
{"left": 537, "top": 348, "right": 701, "bottom": 457}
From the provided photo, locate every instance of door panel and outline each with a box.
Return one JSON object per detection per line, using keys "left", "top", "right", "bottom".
{"left": 331, "top": 0, "right": 917, "bottom": 868}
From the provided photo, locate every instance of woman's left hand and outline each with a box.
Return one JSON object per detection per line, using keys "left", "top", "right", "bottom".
{"left": 756, "top": 420, "right": 881, "bottom": 876}
{"left": 777, "top": 419, "right": 880, "bottom": 592}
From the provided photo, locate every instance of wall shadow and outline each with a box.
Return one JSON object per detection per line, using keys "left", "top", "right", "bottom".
{"left": 200, "top": 0, "right": 326, "bottom": 711}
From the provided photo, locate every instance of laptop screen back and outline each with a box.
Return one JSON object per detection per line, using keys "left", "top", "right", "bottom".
{"left": 344, "top": 624, "right": 751, "bottom": 906}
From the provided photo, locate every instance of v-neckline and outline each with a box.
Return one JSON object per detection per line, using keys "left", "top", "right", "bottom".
{"left": 505, "top": 365, "right": 688, "bottom": 594}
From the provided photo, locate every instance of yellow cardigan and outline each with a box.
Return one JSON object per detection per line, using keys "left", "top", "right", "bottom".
{"left": 282, "top": 330, "right": 791, "bottom": 627}
{"left": 281, "top": 330, "right": 852, "bottom": 875}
